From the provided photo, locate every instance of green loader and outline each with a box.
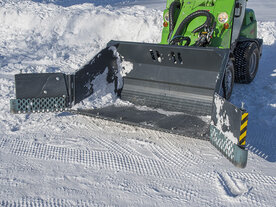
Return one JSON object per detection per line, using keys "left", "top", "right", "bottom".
{"left": 10, "top": 0, "right": 262, "bottom": 168}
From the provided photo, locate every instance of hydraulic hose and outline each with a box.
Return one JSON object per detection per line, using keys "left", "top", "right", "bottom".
{"left": 169, "top": 36, "right": 191, "bottom": 46}
{"left": 194, "top": 18, "right": 217, "bottom": 47}
{"left": 171, "top": 10, "right": 214, "bottom": 45}
{"left": 169, "top": 1, "right": 181, "bottom": 33}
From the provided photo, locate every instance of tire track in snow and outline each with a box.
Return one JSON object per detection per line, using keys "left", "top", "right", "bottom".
{"left": 0, "top": 177, "right": 28, "bottom": 188}
{"left": 92, "top": 135, "right": 141, "bottom": 157}
{"left": 76, "top": 117, "right": 165, "bottom": 158}
{"left": 74, "top": 108, "right": 208, "bottom": 168}
{"left": 156, "top": 183, "right": 199, "bottom": 202}
{"left": 229, "top": 171, "right": 276, "bottom": 185}
{"left": 55, "top": 175, "right": 198, "bottom": 203}
{"left": 0, "top": 137, "right": 181, "bottom": 180}
{"left": 56, "top": 180, "right": 147, "bottom": 201}
{"left": 0, "top": 137, "right": 8, "bottom": 148}
{"left": 119, "top": 123, "right": 206, "bottom": 168}
{"left": 151, "top": 137, "right": 205, "bottom": 169}
{"left": 185, "top": 171, "right": 217, "bottom": 185}
{"left": 83, "top": 117, "right": 206, "bottom": 168}
{"left": 91, "top": 120, "right": 206, "bottom": 169}
{"left": 0, "top": 198, "right": 102, "bottom": 207}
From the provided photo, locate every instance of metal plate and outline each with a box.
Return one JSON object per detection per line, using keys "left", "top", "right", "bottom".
{"left": 109, "top": 41, "right": 230, "bottom": 115}
{"left": 15, "top": 73, "right": 69, "bottom": 99}
{"left": 210, "top": 125, "right": 248, "bottom": 168}
{"left": 10, "top": 97, "right": 66, "bottom": 114}
{"left": 75, "top": 105, "right": 210, "bottom": 139}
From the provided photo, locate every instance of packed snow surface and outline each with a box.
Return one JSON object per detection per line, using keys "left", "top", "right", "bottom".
{"left": 0, "top": 0, "right": 276, "bottom": 206}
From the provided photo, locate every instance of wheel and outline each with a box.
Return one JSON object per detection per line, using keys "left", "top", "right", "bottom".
{"left": 233, "top": 41, "right": 260, "bottom": 83}
{"left": 223, "top": 60, "right": 234, "bottom": 100}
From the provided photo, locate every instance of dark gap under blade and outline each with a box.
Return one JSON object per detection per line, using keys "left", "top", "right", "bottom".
{"left": 74, "top": 105, "right": 210, "bottom": 140}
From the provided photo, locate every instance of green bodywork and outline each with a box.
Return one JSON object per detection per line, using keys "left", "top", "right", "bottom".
{"left": 161, "top": 0, "right": 257, "bottom": 49}
{"left": 240, "top": 8, "right": 257, "bottom": 39}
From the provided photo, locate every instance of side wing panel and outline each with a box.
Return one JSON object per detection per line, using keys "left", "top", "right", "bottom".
{"left": 210, "top": 93, "right": 248, "bottom": 168}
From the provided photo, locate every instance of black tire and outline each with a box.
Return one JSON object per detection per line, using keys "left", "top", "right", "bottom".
{"left": 233, "top": 41, "right": 260, "bottom": 83}
{"left": 223, "top": 61, "right": 235, "bottom": 100}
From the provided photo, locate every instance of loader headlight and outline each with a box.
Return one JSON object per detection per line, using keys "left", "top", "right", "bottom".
{"left": 218, "top": 12, "right": 229, "bottom": 24}
{"left": 164, "top": 11, "right": 169, "bottom": 22}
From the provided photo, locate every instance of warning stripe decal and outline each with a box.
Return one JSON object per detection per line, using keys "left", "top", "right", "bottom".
{"left": 239, "top": 112, "right": 249, "bottom": 146}
{"left": 242, "top": 113, "right": 248, "bottom": 121}
{"left": 241, "top": 114, "right": 249, "bottom": 125}
{"left": 240, "top": 120, "right": 248, "bottom": 132}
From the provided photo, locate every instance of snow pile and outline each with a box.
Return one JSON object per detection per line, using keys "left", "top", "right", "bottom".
{"left": 109, "top": 46, "right": 134, "bottom": 91}
{"left": 73, "top": 46, "right": 135, "bottom": 109}
{"left": 76, "top": 67, "right": 118, "bottom": 109}
{"left": 0, "top": 1, "right": 162, "bottom": 74}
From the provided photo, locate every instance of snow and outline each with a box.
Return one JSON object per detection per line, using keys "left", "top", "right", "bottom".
{"left": 74, "top": 66, "right": 118, "bottom": 109}
{"left": 0, "top": 0, "right": 276, "bottom": 206}
{"left": 257, "top": 22, "right": 276, "bottom": 45}
{"left": 213, "top": 94, "right": 237, "bottom": 145}
{"left": 134, "top": 105, "right": 185, "bottom": 117}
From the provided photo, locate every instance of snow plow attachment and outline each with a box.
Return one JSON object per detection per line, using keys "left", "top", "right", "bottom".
{"left": 10, "top": 41, "right": 248, "bottom": 168}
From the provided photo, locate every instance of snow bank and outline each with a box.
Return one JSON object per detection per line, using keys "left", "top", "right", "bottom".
{"left": 0, "top": 2, "right": 163, "bottom": 45}
{"left": 0, "top": 1, "right": 162, "bottom": 74}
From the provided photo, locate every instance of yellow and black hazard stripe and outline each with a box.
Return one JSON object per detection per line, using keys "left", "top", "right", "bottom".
{"left": 239, "top": 112, "right": 249, "bottom": 147}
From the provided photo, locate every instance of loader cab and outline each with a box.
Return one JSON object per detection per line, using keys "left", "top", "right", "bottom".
{"left": 161, "top": 0, "right": 238, "bottom": 49}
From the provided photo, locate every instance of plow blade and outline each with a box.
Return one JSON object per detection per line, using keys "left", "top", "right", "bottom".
{"left": 109, "top": 41, "right": 228, "bottom": 116}
{"left": 10, "top": 41, "right": 248, "bottom": 167}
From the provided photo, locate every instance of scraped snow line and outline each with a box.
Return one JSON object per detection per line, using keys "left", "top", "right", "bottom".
{"left": 0, "top": 136, "right": 182, "bottom": 179}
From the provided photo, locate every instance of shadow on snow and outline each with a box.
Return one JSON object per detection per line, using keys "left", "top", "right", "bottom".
{"left": 231, "top": 43, "right": 276, "bottom": 162}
